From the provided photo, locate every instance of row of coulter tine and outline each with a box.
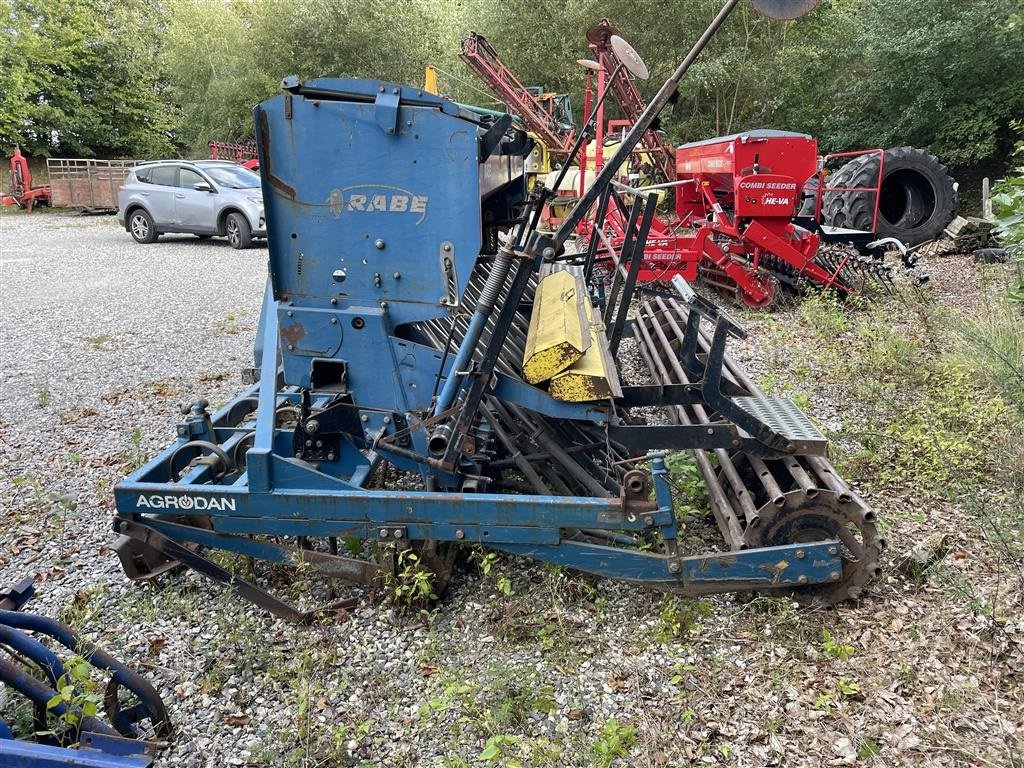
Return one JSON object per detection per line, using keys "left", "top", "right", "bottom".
{"left": 812, "top": 247, "right": 899, "bottom": 295}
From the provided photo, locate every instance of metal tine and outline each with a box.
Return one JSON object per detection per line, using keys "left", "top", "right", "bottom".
{"left": 610, "top": 192, "right": 659, "bottom": 356}
{"left": 602, "top": 189, "right": 643, "bottom": 326}
{"left": 634, "top": 305, "right": 761, "bottom": 530}
{"left": 632, "top": 310, "right": 746, "bottom": 548}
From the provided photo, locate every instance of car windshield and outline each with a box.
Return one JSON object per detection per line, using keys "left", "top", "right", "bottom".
{"left": 203, "top": 165, "right": 261, "bottom": 190}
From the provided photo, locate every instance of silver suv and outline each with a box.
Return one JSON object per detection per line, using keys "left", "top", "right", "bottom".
{"left": 117, "top": 160, "right": 266, "bottom": 249}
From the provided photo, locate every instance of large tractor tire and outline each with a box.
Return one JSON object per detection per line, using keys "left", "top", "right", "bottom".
{"left": 821, "top": 147, "right": 957, "bottom": 246}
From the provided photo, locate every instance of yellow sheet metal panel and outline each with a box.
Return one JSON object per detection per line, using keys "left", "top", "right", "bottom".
{"left": 549, "top": 297, "right": 623, "bottom": 402}
{"left": 522, "top": 270, "right": 591, "bottom": 384}
{"left": 423, "top": 66, "right": 439, "bottom": 95}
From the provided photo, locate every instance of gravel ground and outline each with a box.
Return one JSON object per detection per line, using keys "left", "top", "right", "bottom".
{"left": 1, "top": 213, "right": 1021, "bottom": 768}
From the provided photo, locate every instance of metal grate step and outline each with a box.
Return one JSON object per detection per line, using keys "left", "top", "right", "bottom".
{"left": 733, "top": 396, "right": 828, "bottom": 456}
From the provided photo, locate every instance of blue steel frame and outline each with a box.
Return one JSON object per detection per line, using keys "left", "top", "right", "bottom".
{"left": 113, "top": 288, "right": 841, "bottom": 596}
{"left": 112, "top": 77, "right": 843, "bottom": 610}
{"left": 0, "top": 735, "right": 155, "bottom": 768}
{"left": 0, "top": 581, "right": 163, "bottom": 768}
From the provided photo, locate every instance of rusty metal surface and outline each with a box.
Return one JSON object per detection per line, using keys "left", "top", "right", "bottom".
{"left": 46, "top": 158, "right": 139, "bottom": 210}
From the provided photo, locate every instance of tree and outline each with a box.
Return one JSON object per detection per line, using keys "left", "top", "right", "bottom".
{"left": 0, "top": 0, "right": 176, "bottom": 157}
{"left": 163, "top": 0, "right": 452, "bottom": 152}
{"left": 771, "top": 0, "right": 1024, "bottom": 165}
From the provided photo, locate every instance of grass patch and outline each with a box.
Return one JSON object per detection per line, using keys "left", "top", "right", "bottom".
{"left": 84, "top": 334, "right": 114, "bottom": 350}
{"left": 842, "top": 356, "right": 1010, "bottom": 493}
{"left": 769, "top": 293, "right": 1019, "bottom": 502}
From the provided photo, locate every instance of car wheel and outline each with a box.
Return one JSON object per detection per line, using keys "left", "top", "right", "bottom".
{"left": 225, "top": 212, "right": 252, "bottom": 249}
{"left": 128, "top": 209, "right": 158, "bottom": 244}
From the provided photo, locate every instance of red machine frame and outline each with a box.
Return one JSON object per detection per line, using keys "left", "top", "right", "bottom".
{"left": 586, "top": 133, "right": 888, "bottom": 307}
{"left": 208, "top": 141, "right": 260, "bottom": 170}
{"left": 812, "top": 148, "right": 886, "bottom": 234}
{"left": 2, "top": 147, "right": 51, "bottom": 212}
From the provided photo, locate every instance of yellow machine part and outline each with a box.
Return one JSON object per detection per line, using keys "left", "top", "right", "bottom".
{"left": 522, "top": 270, "right": 591, "bottom": 384}
{"left": 549, "top": 298, "right": 622, "bottom": 402}
{"left": 423, "top": 66, "right": 439, "bottom": 95}
{"left": 525, "top": 136, "right": 552, "bottom": 191}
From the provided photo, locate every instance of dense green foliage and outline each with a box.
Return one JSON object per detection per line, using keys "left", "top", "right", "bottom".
{"left": 992, "top": 123, "right": 1024, "bottom": 301}
{"left": 1, "top": 0, "right": 176, "bottom": 156}
{"left": 1, "top": 0, "right": 1021, "bottom": 175}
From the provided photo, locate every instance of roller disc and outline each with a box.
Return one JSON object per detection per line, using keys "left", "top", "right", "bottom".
{"left": 743, "top": 490, "right": 885, "bottom": 605}
{"left": 739, "top": 274, "right": 779, "bottom": 309}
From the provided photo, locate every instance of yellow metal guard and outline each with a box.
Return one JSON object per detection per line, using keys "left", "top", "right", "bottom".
{"left": 522, "top": 270, "right": 591, "bottom": 384}
{"left": 549, "top": 297, "right": 622, "bottom": 402}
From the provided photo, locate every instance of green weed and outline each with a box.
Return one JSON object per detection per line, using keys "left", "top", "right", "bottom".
{"left": 479, "top": 734, "right": 520, "bottom": 762}
{"left": 45, "top": 656, "right": 105, "bottom": 737}
{"left": 664, "top": 452, "right": 709, "bottom": 520}
{"left": 655, "top": 594, "right": 710, "bottom": 643}
{"left": 34, "top": 380, "right": 51, "bottom": 407}
{"left": 591, "top": 720, "right": 637, "bottom": 768}
{"left": 857, "top": 738, "right": 882, "bottom": 759}
{"left": 837, "top": 678, "right": 862, "bottom": 697}
{"left": 821, "top": 628, "right": 856, "bottom": 662}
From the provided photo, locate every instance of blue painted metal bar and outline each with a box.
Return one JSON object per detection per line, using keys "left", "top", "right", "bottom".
{"left": 0, "top": 738, "right": 154, "bottom": 768}
{"left": 0, "top": 579, "right": 36, "bottom": 611}
{"left": 490, "top": 373, "right": 608, "bottom": 423}
{"left": 679, "top": 542, "right": 841, "bottom": 591}
{"left": 492, "top": 540, "right": 841, "bottom": 592}
{"left": 434, "top": 306, "right": 490, "bottom": 414}
{"left": 648, "top": 452, "right": 679, "bottom": 543}
{"left": 0, "top": 622, "right": 66, "bottom": 688}
{"left": 115, "top": 481, "right": 672, "bottom": 532}
{"left": 248, "top": 283, "right": 280, "bottom": 494}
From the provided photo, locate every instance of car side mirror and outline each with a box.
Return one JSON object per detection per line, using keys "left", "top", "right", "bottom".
{"left": 193, "top": 181, "right": 214, "bottom": 192}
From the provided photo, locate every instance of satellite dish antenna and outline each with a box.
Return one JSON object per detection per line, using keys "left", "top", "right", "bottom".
{"left": 577, "top": 59, "right": 601, "bottom": 71}
{"left": 609, "top": 35, "right": 649, "bottom": 80}
{"left": 747, "top": 0, "right": 819, "bottom": 20}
